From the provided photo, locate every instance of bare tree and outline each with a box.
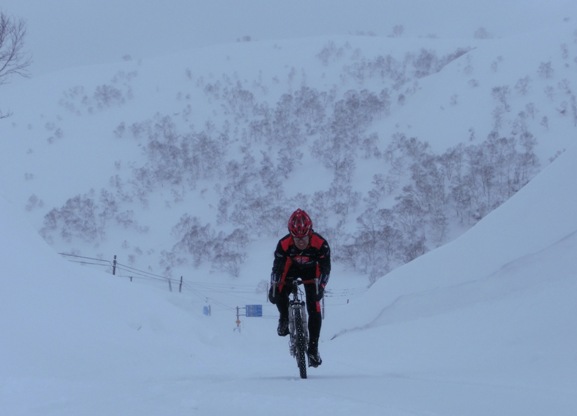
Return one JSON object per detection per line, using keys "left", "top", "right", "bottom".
{"left": 1, "top": 12, "right": 31, "bottom": 118}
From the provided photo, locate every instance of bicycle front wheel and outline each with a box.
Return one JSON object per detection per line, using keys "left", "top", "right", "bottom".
{"left": 294, "top": 307, "right": 308, "bottom": 379}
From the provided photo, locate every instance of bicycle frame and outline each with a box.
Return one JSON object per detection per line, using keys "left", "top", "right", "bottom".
{"left": 287, "top": 278, "right": 318, "bottom": 379}
{"left": 271, "top": 277, "right": 319, "bottom": 379}
{"left": 288, "top": 279, "right": 308, "bottom": 352}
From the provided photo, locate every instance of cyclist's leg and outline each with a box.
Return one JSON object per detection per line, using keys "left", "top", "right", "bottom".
{"left": 304, "top": 284, "right": 322, "bottom": 341}
{"left": 275, "top": 287, "right": 290, "bottom": 336}
{"left": 304, "top": 284, "right": 323, "bottom": 366}
{"left": 276, "top": 286, "right": 290, "bottom": 319}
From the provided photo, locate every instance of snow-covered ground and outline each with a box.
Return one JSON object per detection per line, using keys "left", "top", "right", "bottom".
{"left": 1, "top": 1, "right": 577, "bottom": 415}
{"left": 1, "top": 133, "right": 576, "bottom": 416}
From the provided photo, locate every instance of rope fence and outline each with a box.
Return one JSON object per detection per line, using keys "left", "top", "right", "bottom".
{"left": 58, "top": 253, "right": 367, "bottom": 315}
{"left": 58, "top": 253, "right": 263, "bottom": 312}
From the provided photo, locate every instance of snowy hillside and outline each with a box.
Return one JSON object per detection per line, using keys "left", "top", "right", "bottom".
{"left": 2, "top": 1, "right": 577, "bottom": 284}
{"left": 1, "top": 1, "right": 577, "bottom": 414}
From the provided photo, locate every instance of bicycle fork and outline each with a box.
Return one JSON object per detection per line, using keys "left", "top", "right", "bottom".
{"left": 288, "top": 300, "right": 308, "bottom": 357}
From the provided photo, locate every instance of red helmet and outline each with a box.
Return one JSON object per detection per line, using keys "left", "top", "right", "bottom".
{"left": 288, "top": 209, "right": 313, "bottom": 238}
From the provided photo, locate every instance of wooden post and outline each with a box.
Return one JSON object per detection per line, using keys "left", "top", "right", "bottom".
{"left": 112, "top": 255, "right": 117, "bottom": 275}
{"left": 179, "top": 276, "right": 183, "bottom": 293}
{"left": 235, "top": 306, "right": 241, "bottom": 332}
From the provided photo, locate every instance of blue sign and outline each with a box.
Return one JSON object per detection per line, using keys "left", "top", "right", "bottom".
{"left": 245, "top": 304, "right": 263, "bottom": 317}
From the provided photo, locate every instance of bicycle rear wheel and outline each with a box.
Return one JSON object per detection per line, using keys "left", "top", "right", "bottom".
{"left": 294, "top": 308, "right": 308, "bottom": 379}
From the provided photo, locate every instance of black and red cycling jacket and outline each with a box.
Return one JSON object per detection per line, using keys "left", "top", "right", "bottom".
{"left": 272, "top": 232, "right": 331, "bottom": 293}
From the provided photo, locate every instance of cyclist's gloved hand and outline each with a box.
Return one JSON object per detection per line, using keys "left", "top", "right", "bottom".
{"left": 268, "top": 284, "right": 278, "bottom": 304}
{"left": 269, "top": 273, "right": 280, "bottom": 304}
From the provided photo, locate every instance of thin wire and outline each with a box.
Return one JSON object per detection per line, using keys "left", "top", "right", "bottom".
{"left": 59, "top": 252, "right": 366, "bottom": 312}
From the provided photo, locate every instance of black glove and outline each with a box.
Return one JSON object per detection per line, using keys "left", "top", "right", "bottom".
{"left": 268, "top": 285, "right": 278, "bottom": 304}
{"left": 269, "top": 272, "right": 280, "bottom": 304}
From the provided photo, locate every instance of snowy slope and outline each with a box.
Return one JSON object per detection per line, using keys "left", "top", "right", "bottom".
{"left": 1, "top": 0, "right": 577, "bottom": 414}
{"left": 1, "top": 12, "right": 576, "bottom": 277}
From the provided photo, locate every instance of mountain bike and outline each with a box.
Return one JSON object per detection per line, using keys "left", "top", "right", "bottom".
{"left": 287, "top": 277, "right": 319, "bottom": 379}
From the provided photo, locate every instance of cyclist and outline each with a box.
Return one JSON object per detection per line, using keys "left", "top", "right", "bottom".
{"left": 268, "top": 208, "right": 331, "bottom": 367}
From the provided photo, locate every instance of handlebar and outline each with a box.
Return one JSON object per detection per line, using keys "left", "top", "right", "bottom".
{"left": 292, "top": 277, "right": 318, "bottom": 285}
{"left": 274, "top": 277, "right": 319, "bottom": 296}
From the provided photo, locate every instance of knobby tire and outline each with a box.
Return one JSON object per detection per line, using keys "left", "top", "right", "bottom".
{"left": 294, "top": 309, "right": 308, "bottom": 379}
